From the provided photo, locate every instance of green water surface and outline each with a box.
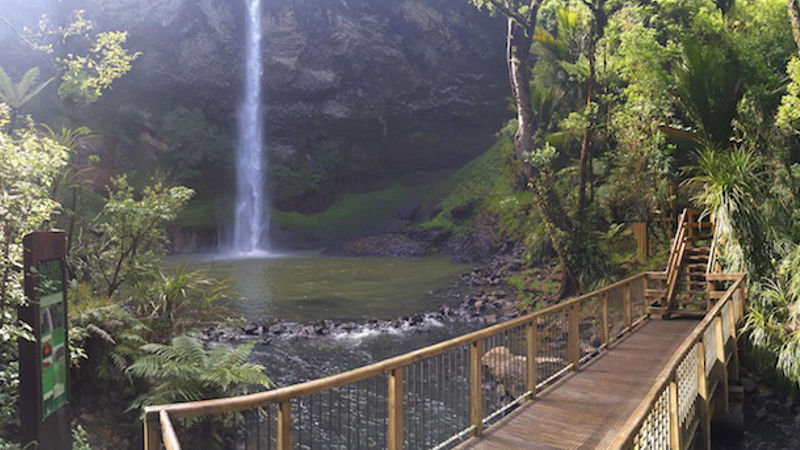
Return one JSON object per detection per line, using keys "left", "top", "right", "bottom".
{"left": 170, "top": 254, "right": 470, "bottom": 322}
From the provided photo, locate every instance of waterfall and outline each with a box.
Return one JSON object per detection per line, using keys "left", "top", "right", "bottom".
{"left": 233, "top": 0, "right": 268, "bottom": 254}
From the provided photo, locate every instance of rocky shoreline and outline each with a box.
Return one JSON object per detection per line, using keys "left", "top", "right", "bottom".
{"left": 202, "top": 243, "right": 547, "bottom": 345}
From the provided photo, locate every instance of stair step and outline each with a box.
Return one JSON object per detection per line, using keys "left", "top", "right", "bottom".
{"left": 679, "top": 290, "right": 708, "bottom": 295}
{"left": 645, "top": 289, "right": 666, "bottom": 298}
{"left": 687, "top": 263, "right": 707, "bottom": 269}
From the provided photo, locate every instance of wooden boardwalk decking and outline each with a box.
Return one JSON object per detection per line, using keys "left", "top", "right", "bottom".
{"left": 459, "top": 319, "right": 700, "bottom": 450}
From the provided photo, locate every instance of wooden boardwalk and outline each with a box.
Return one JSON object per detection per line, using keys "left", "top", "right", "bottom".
{"left": 459, "top": 319, "right": 700, "bottom": 450}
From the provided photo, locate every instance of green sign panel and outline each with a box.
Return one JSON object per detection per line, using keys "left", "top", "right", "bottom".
{"left": 37, "top": 259, "right": 67, "bottom": 420}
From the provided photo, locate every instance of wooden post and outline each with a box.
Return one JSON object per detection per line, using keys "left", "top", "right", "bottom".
{"left": 144, "top": 409, "right": 160, "bottom": 450}
{"left": 714, "top": 315, "right": 730, "bottom": 414}
{"left": 388, "top": 368, "right": 403, "bottom": 450}
{"left": 470, "top": 339, "right": 483, "bottom": 436}
{"left": 277, "top": 400, "right": 292, "bottom": 450}
{"left": 601, "top": 293, "right": 609, "bottom": 345}
{"left": 669, "top": 373, "right": 681, "bottom": 450}
{"left": 526, "top": 319, "right": 537, "bottom": 397}
{"left": 632, "top": 222, "right": 648, "bottom": 262}
{"left": 728, "top": 304, "right": 741, "bottom": 382}
{"left": 568, "top": 305, "right": 580, "bottom": 370}
{"left": 624, "top": 283, "right": 633, "bottom": 330}
{"left": 697, "top": 342, "right": 711, "bottom": 450}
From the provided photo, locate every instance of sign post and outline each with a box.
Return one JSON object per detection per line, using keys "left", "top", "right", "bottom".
{"left": 19, "top": 232, "right": 72, "bottom": 450}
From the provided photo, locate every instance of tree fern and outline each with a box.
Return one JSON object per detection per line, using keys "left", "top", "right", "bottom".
{"left": 0, "top": 66, "right": 54, "bottom": 111}
{"left": 127, "top": 335, "right": 272, "bottom": 414}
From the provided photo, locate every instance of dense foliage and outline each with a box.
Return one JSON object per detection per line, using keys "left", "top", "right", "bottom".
{"left": 464, "top": 0, "right": 800, "bottom": 386}
{"left": 0, "top": 10, "right": 267, "bottom": 447}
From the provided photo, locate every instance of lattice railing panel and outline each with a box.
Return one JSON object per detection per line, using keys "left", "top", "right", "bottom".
{"left": 721, "top": 303, "right": 731, "bottom": 342}
{"left": 702, "top": 324, "right": 716, "bottom": 376}
{"left": 631, "top": 385, "right": 670, "bottom": 450}
{"left": 677, "top": 345, "right": 698, "bottom": 426}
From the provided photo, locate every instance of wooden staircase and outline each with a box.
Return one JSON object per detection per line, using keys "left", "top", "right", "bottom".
{"left": 646, "top": 209, "right": 717, "bottom": 318}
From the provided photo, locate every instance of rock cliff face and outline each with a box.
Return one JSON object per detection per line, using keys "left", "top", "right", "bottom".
{"left": 3, "top": 0, "right": 510, "bottom": 210}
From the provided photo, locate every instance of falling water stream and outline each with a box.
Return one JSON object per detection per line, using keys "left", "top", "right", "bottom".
{"left": 233, "top": 0, "right": 268, "bottom": 254}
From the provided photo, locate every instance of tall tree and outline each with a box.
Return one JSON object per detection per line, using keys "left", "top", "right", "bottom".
{"left": 576, "top": 0, "right": 608, "bottom": 219}
{"left": 469, "top": 0, "right": 583, "bottom": 296}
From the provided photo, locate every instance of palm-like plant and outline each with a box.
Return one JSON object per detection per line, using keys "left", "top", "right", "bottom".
{"left": 0, "top": 66, "right": 54, "bottom": 113}
{"left": 674, "top": 42, "right": 745, "bottom": 146}
{"left": 126, "top": 335, "right": 271, "bottom": 411}
{"left": 690, "top": 145, "right": 771, "bottom": 276}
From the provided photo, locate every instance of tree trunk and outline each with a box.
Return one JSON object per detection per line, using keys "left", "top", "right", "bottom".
{"left": 506, "top": 9, "right": 582, "bottom": 297}
{"left": 576, "top": 41, "right": 595, "bottom": 219}
{"left": 789, "top": 0, "right": 800, "bottom": 53}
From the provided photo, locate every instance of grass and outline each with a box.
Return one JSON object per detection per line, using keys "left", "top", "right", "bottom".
{"left": 419, "top": 138, "right": 510, "bottom": 235}
{"left": 271, "top": 183, "right": 431, "bottom": 237}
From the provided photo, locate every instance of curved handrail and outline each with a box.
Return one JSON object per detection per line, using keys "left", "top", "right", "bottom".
{"left": 611, "top": 273, "right": 746, "bottom": 448}
{"left": 145, "top": 272, "right": 647, "bottom": 420}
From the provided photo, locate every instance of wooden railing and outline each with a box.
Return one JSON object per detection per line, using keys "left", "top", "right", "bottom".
{"left": 613, "top": 273, "right": 747, "bottom": 450}
{"left": 143, "top": 273, "right": 650, "bottom": 450}
{"left": 663, "top": 209, "right": 689, "bottom": 311}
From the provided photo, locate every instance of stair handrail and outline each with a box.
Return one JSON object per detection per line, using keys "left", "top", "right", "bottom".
{"left": 664, "top": 209, "right": 689, "bottom": 309}
{"left": 706, "top": 220, "right": 720, "bottom": 275}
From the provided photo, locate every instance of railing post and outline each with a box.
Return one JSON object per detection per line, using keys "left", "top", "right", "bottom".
{"left": 714, "top": 314, "right": 730, "bottom": 414}
{"left": 624, "top": 282, "right": 632, "bottom": 330}
{"left": 388, "top": 368, "right": 403, "bottom": 450}
{"left": 568, "top": 305, "right": 580, "bottom": 370}
{"left": 601, "top": 293, "right": 609, "bottom": 345}
{"left": 470, "top": 339, "right": 483, "bottom": 437}
{"left": 526, "top": 318, "right": 537, "bottom": 397}
{"left": 144, "top": 408, "right": 160, "bottom": 450}
{"left": 669, "top": 372, "right": 681, "bottom": 450}
{"left": 697, "top": 342, "right": 711, "bottom": 450}
{"left": 277, "top": 400, "right": 292, "bottom": 450}
{"left": 728, "top": 301, "right": 741, "bottom": 383}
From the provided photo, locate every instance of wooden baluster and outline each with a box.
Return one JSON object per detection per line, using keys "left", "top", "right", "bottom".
{"left": 144, "top": 409, "right": 160, "bottom": 450}
{"left": 388, "top": 368, "right": 403, "bottom": 450}
{"left": 669, "top": 372, "right": 681, "bottom": 450}
{"left": 568, "top": 305, "right": 580, "bottom": 370}
{"left": 697, "top": 342, "right": 711, "bottom": 450}
{"left": 470, "top": 339, "right": 483, "bottom": 437}
{"left": 728, "top": 300, "right": 741, "bottom": 383}
{"left": 278, "top": 400, "right": 292, "bottom": 450}
{"left": 601, "top": 293, "right": 609, "bottom": 345}
{"left": 526, "top": 319, "right": 537, "bottom": 398}
{"left": 714, "top": 314, "right": 730, "bottom": 414}
{"left": 624, "top": 282, "right": 632, "bottom": 331}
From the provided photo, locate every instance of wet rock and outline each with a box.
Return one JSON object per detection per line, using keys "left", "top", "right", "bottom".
{"left": 343, "top": 234, "right": 428, "bottom": 257}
